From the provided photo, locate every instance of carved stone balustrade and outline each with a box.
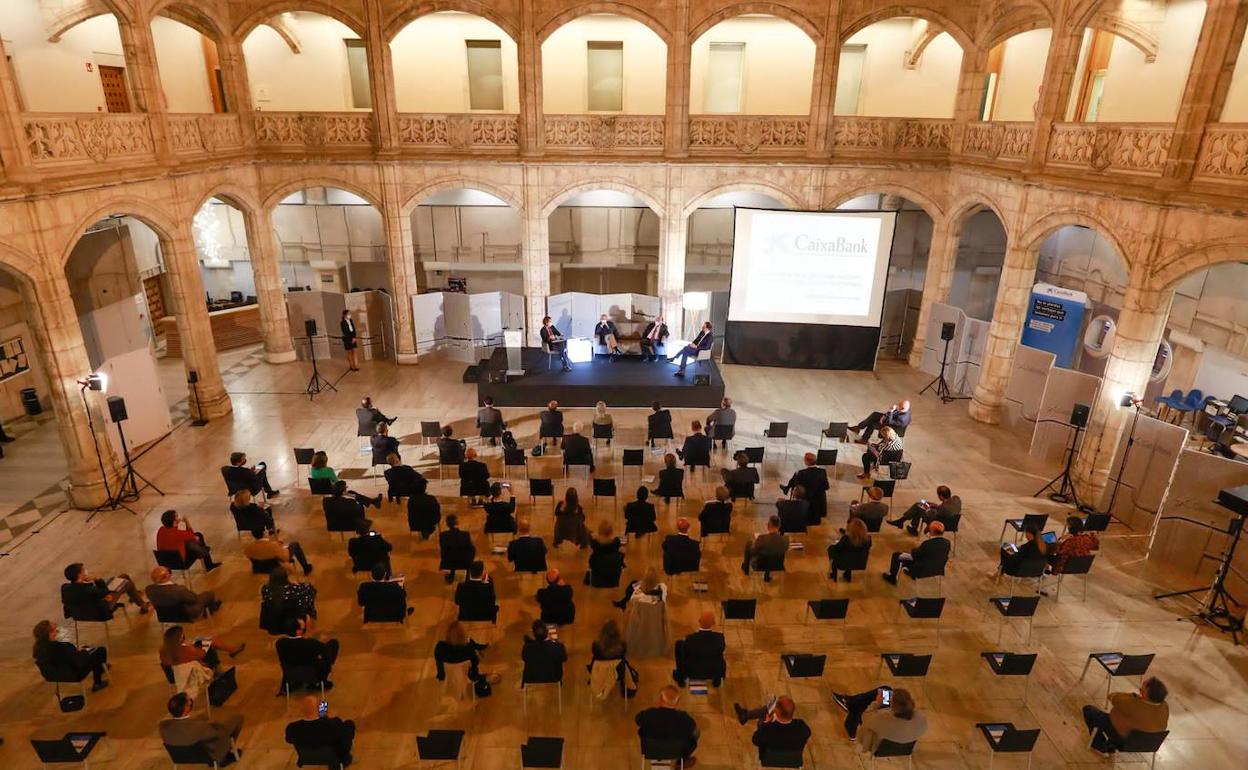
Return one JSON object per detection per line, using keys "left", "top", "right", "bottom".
{"left": 168, "top": 114, "right": 245, "bottom": 157}
{"left": 1047, "top": 123, "right": 1173, "bottom": 175}
{"left": 543, "top": 115, "right": 665, "bottom": 152}
{"left": 23, "top": 113, "right": 155, "bottom": 168}
{"left": 830, "top": 117, "right": 953, "bottom": 159}
{"left": 397, "top": 114, "right": 519, "bottom": 151}
{"left": 959, "top": 121, "right": 1034, "bottom": 163}
{"left": 688, "top": 115, "right": 809, "bottom": 155}
{"left": 1194, "top": 124, "right": 1248, "bottom": 182}
{"left": 254, "top": 112, "right": 376, "bottom": 151}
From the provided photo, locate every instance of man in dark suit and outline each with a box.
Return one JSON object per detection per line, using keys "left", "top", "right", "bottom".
{"left": 370, "top": 423, "right": 400, "bottom": 465}
{"left": 640, "top": 315, "right": 669, "bottom": 362}
{"left": 540, "top": 315, "right": 571, "bottom": 371}
{"left": 670, "top": 321, "right": 715, "bottom": 377}
{"left": 676, "top": 420, "right": 713, "bottom": 469}
{"left": 160, "top": 692, "right": 244, "bottom": 766}
{"left": 454, "top": 560, "right": 498, "bottom": 622}
{"left": 705, "top": 397, "right": 736, "bottom": 447}
{"left": 721, "top": 451, "right": 760, "bottom": 501}
{"left": 781, "top": 452, "right": 829, "bottom": 524}
{"left": 507, "top": 518, "right": 548, "bottom": 572}
{"left": 540, "top": 401, "right": 564, "bottom": 446}
{"left": 357, "top": 396, "right": 396, "bottom": 432}
{"left": 648, "top": 401, "right": 673, "bottom": 447}
{"left": 742, "top": 516, "right": 789, "bottom": 579}
{"left": 595, "top": 314, "right": 621, "bottom": 356}
{"left": 458, "top": 447, "right": 491, "bottom": 504}
{"left": 662, "top": 518, "right": 702, "bottom": 575}
{"left": 733, "top": 696, "right": 813, "bottom": 762}
{"left": 347, "top": 525, "right": 392, "bottom": 574}
{"left": 561, "top": 422, "right": 595, "bottom": 472}
{"left": 62, "top": 562, "right": 150, "bottom": 617}
{"left": 324, "top": 482, "right": 372, "bottom": 533}
{"left": 276, "top": 616, "right": 340, "bottom": 689}
{"left": 636, "top": 686, "right": 699, "bottom": 766}
{"left": 673, "top": 610, "right": 726, "bottom": 686}
{"left": 439, "top": 514, "right": 476, "bottom": 583}
{"left": 476, "top": 396, "right": 505, "bottom": 444}
{"left": 882, "top": 520, "right": 951, "bottom": 584}
{"left": 285, "top": 695, "right": 356, "bottom": 767}
{"left": 437, "top": 425, "right": 466, "bottom": 465}
{"left": 145, "top": 566, "right": 220, "bottom": 619}
{"left": 697, "top": 486, "right": 733, "bottom": 536}
{"left": 775, "top": 489, "right": 810, "bottom": 535}
{"left": 536, "top": 569, "right": 576, "bottom": 625}
{"left": 850, "top": 400, "right": 912, "bottom": 443}
{"left": 521, "top": 620, "right": 567, "bottom": 685}
{"left": 357, "top": 563, "right": 412, "bottom": 622}
{"left": 888, "top": 485, "right": 962, "bottom": 534}
{"left": 383, "top": 453, "right": 423, "bottom": 503}
{"left": 223, "top": 451, "right": 279, "bottom": 497}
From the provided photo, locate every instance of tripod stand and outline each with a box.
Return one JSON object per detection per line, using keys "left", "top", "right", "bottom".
{"left": 919, "top": 336, "right": 966, "bottom": 403}
{"left": 88, "top": 414, "right": 165, "bottom": 520}
{"left": 1096, "top": 400, "right": 1143, "bottom": 528}
{"left": 1035, "top": 422, "right": 1087, "bottom": 509}
{"left": 303, "top": 335, "right": 337, "bottom": 400}
{"left": 1154, "top": 515, "right": 1244, "bottom": 645}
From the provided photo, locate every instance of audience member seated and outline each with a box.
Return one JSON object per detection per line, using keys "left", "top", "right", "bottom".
{"left": 636, "top": 686, "right": 699, "bottom": 767}
{"left": 998, "top": 525, "right": 1048, "bottom": 578}
{"left": 733, "top": 696, "right": 813, "bottom": 763}
{"left": 623, "top": 568, "right": 669, "bottom": 658}
{"left": 652, "top": 453, "right": 685, "bottom": 503}
{"left": 156, "top": 509, "right": 219, "bottom": 571}
{"left": 888, "top": 485, "right": 961, "bottom": 534}
{"left": 159, "top": 625, "right": 244, "bottom": 695}
{"left": 832, "top": 686, "right": 927, "bottom": 749}
{"left": 624, "top": 487, "right": 659, "bottom": 538}
{"left": 776, "top": 488, "right": 810, "bottom": 535}
{"left": 672, "top": 610, "right": 726, "bottom": 687}
{"left": 593, "top": 401, "right": 613, "bottom": 445}
{"left": 230, "top": 489, "right": 276, "bottom": 535}
{"left": 259, "top": 566, "right": 317, "bottom": 633}
{"left": 439, "top": 515, "right": 476, "bottom": 584}
{"left": 160, "top": 691, "right": 244, "bottom": 766}
{"left": 507, "top": 518, "right": 548, "bottom": 573}
{"left": 437, "top": 425, "right": 467, "bottom": 465}
{"left": 347, "top": 525, "right": 393, "bottom": 574}
{"left": 357, "top": 563, "right": 413, "bottom": 622}
{"left": 1083, "top": 676, "right": 1170, "bottom": 754}
{"left": 382, "top": 453, "right": 423, "bottom": 505}
{"left": 435, "top": 621, "right": 500, "bottom": 688}
{"left": 849, "top": 486, "right": 890, "bottom": 530}
{"left": 1052, "top": 516, "right": 1101, "bottom": 573}
{"left": 639, "top": 316, "right": 669, "bottom": 362}
{"left": 62, "top": 562, "right": 150, "bottom": 617}
{"left": 325, "top": 481, "right": 377, "bottom": 535}
{"left": 244, "top": 528, "right": 313, "bottom": 575}
{"left": 697, "top": 486, "right": 733, "bottom": 536}
{"left": 882, "top": 521, "right": 950, "bottom": 585}
{"left": 521, "top": 620, "right": 567, "bottom": 685}
{"left": 312, "top": 454, "right": 382, "bottom": 508}
{"left": 705, "top": 397, "right": 736, "bottom": 448}
{"left": 285, "top": 695, "right": 356, "bottom": 767}
{"left": 859, "top": 426, "right": 904, "bottom": 480}
{"left": 540, "top": 401, "right": 565, "bottom": 445}
{"left": 561, "top": 422, "right": 595, "bottom": 472}
{"left": 406, "top": 476, "right": 441, "bottom": 539}
{"left": 32, "top": 619, "right": 109, "bottom": 691}
{"left": 554, "top": 488, "right": 590, "bottom": 549}
{"left": 458, "top": 448, "right": 490, "bottom": 504}
{"left": 537, "top": 568, "right": 576, "bottom": 625}
{"left": 588, "top": 521, "right": 625, "bottom": 587}
{"left": 222, "top": 451, "right": 279, "bottom": 497}
{"left": 476, "top": 396, "right": 506, "bottom": 444}
{"left": 146, "top": 566, "right": 221, "bottom": 620}
{"left": 648, "top": 402, "right": 673, "bottom": 447}
{"left": 828, "top": 517, "right": 872, "bottom": 583}
{"left": 370, "top": 422, "right": 400, "bottom": 464}
{"left": 589, "top": 620, "right": 632, "bottom": 699}
{"left": 276, "top": 616, "right": 339, "bottom": 690}
{"left": 662, "top": 518, "right": 702, "bottom": 575}
{"left": 483, "top": 483, "right": 518, "bottom": 535}
{"left": 454, "top": 561, "right": 499, "bottom": 622}
{"left": 357, "top": 396, "right": 396, "bottom": 433}
{"left": 676, "top": 421, "right": 712, "bottom": 469}
{"left": 721, "top": 451, "right": 760, "bottom": 500}
{"left": 781, "top": 452, "right": 829, "bottom": 524}
{"left": 741, "top": 516, "right": 789, "bottom": 580}
{"left": 850, "top": 400, "right": 912, "bottom": 443}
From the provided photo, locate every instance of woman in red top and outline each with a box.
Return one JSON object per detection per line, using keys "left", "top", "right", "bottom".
{"left": 155, "top": 510, "right": 219, "bottom": 570}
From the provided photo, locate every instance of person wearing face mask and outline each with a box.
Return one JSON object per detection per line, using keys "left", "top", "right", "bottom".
{"left": 595, "top": 313, "right": 622, "bottom": 357}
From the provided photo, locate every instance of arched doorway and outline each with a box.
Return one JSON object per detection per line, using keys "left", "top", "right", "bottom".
{"left": 948, "top": 208, "right": 1008, "bottom": 322}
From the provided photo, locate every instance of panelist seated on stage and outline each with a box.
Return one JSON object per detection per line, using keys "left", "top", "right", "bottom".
{"left": 640, "top": 315, "right": 669, "bottom": 362}
{"left": 540, "top": 315, "right": 572, "bottom": 371}
{"left": 595, "top": 315, "right": 622, "bottom": 357}
{"left": 669, "top": 322, "right": 715, "bottom": 376}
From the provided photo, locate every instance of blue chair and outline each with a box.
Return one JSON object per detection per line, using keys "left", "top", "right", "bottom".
{"left": 1174, "top": 389, "right": 1205, "bottom": 425}
{"left": 1152, "top": 389, "right": 1183, "bottom": 420}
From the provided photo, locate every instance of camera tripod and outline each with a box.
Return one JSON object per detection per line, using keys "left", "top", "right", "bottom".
{"left": 88, "top": 418, "right": 164, "bottom": 521}
{"left": 1154, "top": 515, "right": 1244, "bottom": 645}
{"left": 303, "top": 335, "right": 337, "bottom": 400}
{"left": 919, "top": 336, "right": 967, "bottom": 403}
{"left": 1035, "top": 422, "right": 1088, "bottom": 509}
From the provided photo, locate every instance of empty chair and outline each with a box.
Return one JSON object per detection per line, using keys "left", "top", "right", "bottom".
{"left": 819, "top": 421, "right": 849, "bottom": 449}
{"left": 622, "top": 449, "right": 645, "bottom": 476}
{"left": 721, "top": 598, "right": 757, "bottom": 624}
{"left": 778, "top": 653, "right": 826, "bottom": 688}
{"left": 529, "top": 478, "right": 555, "bottom": 510}
{"left": 990, "top": 595, "right": 1042, "bottom": 643}
{"left": 521, "top": 737, "right": 564, "bottom": 769}
{"left": 31, "top": 732, "right": 108, "bottom": 767}
{"left": 420, "top": 421, "right": 443, "bottom": 446}
{"left": 899, "top": 597, "right": 945, "bottom": 621}
{"left": 980, "top": 651, "right": 1038, "bottom": 703}
{"left": 1152, "top": 389, "right": 1184, "bottom": 421}
{"left": 805, "top": 598, "right": 849, "bottom": 625}
{"left": 976, "top": 723, "right": 1041, "bottom": 770}
{"left": 879, "top": 653, "right": 932, "bottom": 680}
{"left": 416, "top": 729, "right": 465, "bottom": 767}
{"left": 763, "top": 422, "right": 789, "bottom": 453}
{"left": 293, "top": 447, "right": 315, "bottom": 475}
{"left": 592, "top": 478, "right": 618, "bottom": 515}
{"left": 743, "top": 446, "right": 765, "bottom": 466}
{"left": 814, "top": 449, "right": 838, "bottom": 469}
{"left": 1049, "top": 554, "right": 1096, "bottom": 600}
{"left": 1000, "top": 513, "right": 1048, "bottom": 544}
{"left": 504, "top": 447, "right": 528, "bottom": 479}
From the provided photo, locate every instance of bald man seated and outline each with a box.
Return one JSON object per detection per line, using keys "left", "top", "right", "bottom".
{"left": 285, "top": 695, "right": 356, "bottom": 767}
{"left": 850, "top": 400, "right": 912, "bottom": 444}
{"left": 733, "top": 695, "right": 813, "bottom": 763}
{"left": 672, "top": 610, "right": 726, "bottom": 687}
{"left": 636, "top": 686, "right": 700, "bottom": 767}
{"left": 145, "top": 566, "right": 221, "bottom": 620}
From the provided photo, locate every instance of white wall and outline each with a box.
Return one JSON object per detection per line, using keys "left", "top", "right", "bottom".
{"left": 689, "top": 16, "right": 815, "bottom": 115}
{"left": 390, "top": 12, "right": 519, "bottom": 113}
{"left": 541, "top": 14, "right": 667, "bottom": 113}
{"left": 1192, "top": 346, "right": 1248, "bottom": 401}
{"left": 1, "top": 4, "right": 122, "bottom": 112}
{"left": 151, "top": 17, "right": 213, "bottom": 113}
{"left": 992, "top": 28, "right": 1050, "bottom": 121}
{"left": 1097, "top": 0, "right": 1206, "bottom": 122}
{"left": 838, "top": 19, "right": 963, "bottom": 118}
{"left": 243, "top": 13, "right": 364, "bottom": 111}
{"left": 1219, "top": 21, "right": 1248, "bottom": 121}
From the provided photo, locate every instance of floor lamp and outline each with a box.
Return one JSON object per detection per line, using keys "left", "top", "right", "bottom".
{"left": 1101, "top": 393, "right": 1143, "bottom": 527}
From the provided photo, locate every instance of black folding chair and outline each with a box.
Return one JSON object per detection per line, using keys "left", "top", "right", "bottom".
{"left": 814, "top": 449, "right": 838, "bottom": 468}
{"left": 521, "top": 736, "right": 564, "bottom": 769}
{"left": 592, "top": 423, "right": 614, "bottom": 456}
{"left": 1082, "top": 652, "right": 1155, "bottom": 706}
{"left": 980, "top": 651, "right": 1038, "bottom": 704}
{"left": 778, "top": 653, "right": 826, "bottom": 692}
{"left": 622, "top": 449, "right": 645, "bottom": 477}
{"left": 153, "top": 549, "right": 198, "bottom": 588}
{"left": 164, "top": 741, "right": 229, "bottom": 768}
{"left": 861, "top": 479, "right": 896, "bottom": 503}
{"left": 879, "top": 652, "right": 932, "bottom": 680}
{"left": 420, "top": 421, "right": 443, "bottom": 447}
{"left": 976, "top": 722, "right": 1041, "bottom": 770}
{"left": 293, "top": 447, "right": 315, "bottom": 477}
{"left": 819, "top": 421, "right": 848, "bottom": 449}
{"left": 292, "top": 743, "right": 347, "bottom": 769}
{"left": 869, "top": 738, "right": 916, "bottom": 768}
{"left": 721, "top": 598, "right": 757, "bottom": 625}
{"left": 711, "top": 423, "right": 735, "bottom": 448}
{"left": 759, "top": 746, "right": 806, "bottom": 768}
{"left": 1049, "top": 554, "right": 1096, "bottom": 600}
{"left": 529, "top": 478, "right": 555, "bottom": 510}
{"left": 592, "top": 478, "right": 617, "bottom": 516}
{"left": 504, "top": 447, "right": 528, "bottom": 479}
{"left": 990, "top": 595, "right": 1041, "bottom": 643}
{"left": 478, "top": 422, "right": 503, "bottom": 447}
{"left": 31, "top": 732, "right": 108, "bottom": 767}
{"left": 743, "top": 446, "right": 765, "bottom": 466}
{"left": 1102, "top": 729, "right": 1168, "bottom": 769}
{"left": 640, "top": 737, "right": 687, "bottom": 769}
{"left": 416, "top": 729, "right": 465, "bottom": 768}
{"left": 1000, "top": 513, "right": 1049, "bottom": 543}
{"left": 805, "top": 598, "right": 849, "bottom": 626}
{"left": 763, "top": 422, "right": 789, "bottom": 453}
{"left": 308, "top": 477, "right": 334, "bottom": 495}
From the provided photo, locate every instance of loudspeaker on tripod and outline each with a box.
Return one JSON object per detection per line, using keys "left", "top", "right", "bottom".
{"left": 305, "top": 319, "right": 318, "bottom": 337}
{"left": 107, "top": 396, "right": 128, "bottom": 423}
{"left": 1070, "top": 402, "right": 1090, "bottom": 428}
{"left": 940, "top": 322, "right": 956, "bottom": 341}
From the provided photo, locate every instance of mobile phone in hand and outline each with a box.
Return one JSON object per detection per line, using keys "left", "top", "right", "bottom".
{"left": 318, "top": 700, "right": 328, "bottom": 718}
{"left": 880, "top": 687, "right": 893, "bottom": 707}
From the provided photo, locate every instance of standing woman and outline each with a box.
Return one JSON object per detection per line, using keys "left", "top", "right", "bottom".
{"left": 341, "top": 309, "right": 359, "bottom": 371}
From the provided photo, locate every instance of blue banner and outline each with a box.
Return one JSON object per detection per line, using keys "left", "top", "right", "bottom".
{"left": 1020, "top": 283, "right": 1087, "bottom": 369}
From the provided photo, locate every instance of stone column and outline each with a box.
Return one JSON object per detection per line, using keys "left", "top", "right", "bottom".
{"left": 969, "top": 244, "right": 1035, "bottom": 424}
{"left": 521, "top": 167, "right": 550, "bottom": 345}
{"left": 244, "top": 207, "right": 295, "bottom": 363}
{"left": 1072, "top": 278, "right": 1175, "bottom": 507}
{"left": 218, "top": 36, "right": 256, "bottom": 144}
{"left": 809, "top": 5, "right": 843, "bottom": 157}
{"left": 118, "top": 19, "right": 173, "bottom": 163}
{"left": 907, "top": 218, "right": 957, "bottom": 367}
{"left": 664, "top": 0, "right": 691, "bottom": 158}
{"left": 658, "top": 168, "right": 687, "bottom": 339}
{"left": 0, "top": 38, "right": 35, "bottom": 183}
{"left": 22, "top": 271, "right": 123, "bottom": 508}
{"left": 379, "top": 166, "right": 417, "bottom": 362}
{"left": 518, "top": 0, "right": 544, "bottom": 156}
{"left": 1025, "top": 24, "right": 1084, "bottom": 172}
{"left": 164, "top": 231, "right": 231, "bottom": 419}
{"left": 950, "top": 45, "right": 989, "bottom": 152}
{"left": 363, "top": 0, "right": 399, "bottom": 153}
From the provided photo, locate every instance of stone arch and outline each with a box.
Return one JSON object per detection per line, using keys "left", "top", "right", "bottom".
{"left": 190, "top": 184, "right": 261, "bottom": 220}
{"left": 46, "top": 0, "right": 127, "bottom": 43}
{"left": 689, "top": 3, "right": 822, "bottom": 46}
{"left": 235, "top": 1, "right": 366, "bottom": 39}
{"left": 0, "top": 241, "right": 44, "bottom": 284}
{"left": 537, "top": 3, "right": 673, "bottom": 46}
{"left": 1087, "top": 15, "right": 1159, "bottom": 62}
{"left": 1151, "top": 240, "right": 1248, "bottom": 291}
{"left": 946, "top": 192, "right": 1011, "bottom": 238}
{"left": 400, "top": 178, "right": 525, "bottom": 217}
{"left": 260, "top": 178, "right": 383, "bottom": 213}
{"left": 541, "top": 179, "right": 666, "bottom": 219}
{"left": 151, "top": 1, "right": 229, "bottom": 42}
{"left": 825, "top": 183, "right": 945, "bottom": 222}
{"left": 1018, "top": 210, "right": 1135, "bottom": 272}
{"left": 384, "top": 2, "right": 519, "bottom": 43}
{"left": 58, "top": 200, "right": 178, "bottom": 269}
{"left": 839, "top": 6, "right": 973, "bottom": 51}
{"left": 682, "top": 181, "right": 805, "bottom": 218}
{"left": 982, "top": 3, "right": 1055, "bottom": 51}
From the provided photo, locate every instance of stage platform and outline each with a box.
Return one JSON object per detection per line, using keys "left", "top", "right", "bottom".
{"left": 474, "top": 347, "right": 726, "bottom": 408}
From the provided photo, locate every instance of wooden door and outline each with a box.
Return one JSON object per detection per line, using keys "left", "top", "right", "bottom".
{"left": 98, "top": 65, "right": 131, "bottom": 113}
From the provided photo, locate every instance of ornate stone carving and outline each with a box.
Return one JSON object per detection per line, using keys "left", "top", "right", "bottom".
{"left": 544, "top": 115, "right": 664, "bottom": 150}
{"left": 397, "top": 115, "right": 519, "bottom": 148}
{"left": 1195, "top": 126, "right": 1248, "bottom": 180}
{"left": 167, "top": 115, "right": 244, "bottom": 155}
{"left": 1048, "top": 124, "right": 1172, "bottom": 174}
{"left": 962, "top": 122, "right": 1033, "bottom": 162}
{"left": 831, "top": 118, "right": 952, "bottom": 155}
{"left": 688, "top": 116, "right": 808, "bottom": 152}
{"left": 23, "top": 115, "right": 154, "bottom": 165}
{"left": 255, "top": 113, "right": 374, "bottom": 148}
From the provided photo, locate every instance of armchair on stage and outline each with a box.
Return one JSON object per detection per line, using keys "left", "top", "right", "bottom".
{"left": 546, "top": 292, "right": 664, "bottom": 358}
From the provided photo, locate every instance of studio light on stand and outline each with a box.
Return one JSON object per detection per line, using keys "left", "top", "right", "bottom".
{"left": 77, "top": 372, "right": 126, "bottom": 517}
{"left": 1098, "top": 392, "right": 1143, "bottom": 529}
{"left": 187, "top": 370, "right": 208, "bottom": 427}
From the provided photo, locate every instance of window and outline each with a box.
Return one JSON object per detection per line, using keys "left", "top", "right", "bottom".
{"left": 834, "top": 44, "right": 866, "bottom": 115}
{"left": 587, "top": 41, "right": 623, "bottom": 111}
{"left": 344, "top": 39, "right": 372, "bottom": 109}
{"left": 704, "top": 42, "right": 744, "bottom": 113}
{"left": 466, "top": 40, "right": 504, "bottom": 111}
{"left": 978, "top": 42, "right": 1005, "bottom": 120}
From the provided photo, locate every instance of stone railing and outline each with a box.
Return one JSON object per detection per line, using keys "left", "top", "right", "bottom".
{"left": 398, "top": 114, "right": 519, "bottom": 150}
{"left": 960, "top": 121, "right": 1034, "bottom": 163}
{"left": 254, "top": 112, "right": 375, "bottom": 149}
{"left": 23, "top": 113, "right": 155, "bottom": 167}
{"left": 543, "top": 115, "right": 665, "bottom": 151}
{"left": 1194, "top": 124, "right": 1248, "bottom": 182}
{"left": 688, "top": 115, "right": 809, "bottom": 153}
{"left": 831, "top": 117, "right": 953, "bottom": 157}
{"left": 168, "top": 114, "right": 245, "bottom": 156}
{"left": 1047, "top": 123, "right": 1173, "bottom": 175}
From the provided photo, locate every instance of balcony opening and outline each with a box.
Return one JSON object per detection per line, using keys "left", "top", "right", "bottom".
{"left": 542, "top": 14, "right": 666, "bottom": 115}
{"left": 390, "top": 12, "right": 518, "bottom": 114}
{"left": 242, "top": 12, "right": 369, "bottom": 112}
{"left": 152, "top": 10, "right": 230, "bottom": 114}
{"left": 978, "top": 29, "right": 1052, "bottom": 121}
{"left": 690, "top": 15, "right": 815, "bottom": 115}
{"left": 836, "top": 17, "right": 963, "bottom": 118}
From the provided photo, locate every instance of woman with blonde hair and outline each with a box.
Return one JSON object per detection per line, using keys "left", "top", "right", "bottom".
{"left": 588, "top": 619, "right": 636, "bottom": 700}
{"left": 828, "top": 516, "right": 873, "bottom": 583}
{"left": 593, "top": 401, "right": 613, "bottom": 446}
{"left": 434, "top": 621, "right": 499, "bottom": 687}
{"left": 622, "top": 567, "right": 669, "bottom": 658}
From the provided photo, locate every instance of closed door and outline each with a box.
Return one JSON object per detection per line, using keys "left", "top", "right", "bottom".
{"left": 98, "top": 65, "right": 131, "bottom": 113}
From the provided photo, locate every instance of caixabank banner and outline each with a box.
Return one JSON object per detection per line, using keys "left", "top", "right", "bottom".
{"left": 1020, "top": 283, "right": 1087, "bottom": 369}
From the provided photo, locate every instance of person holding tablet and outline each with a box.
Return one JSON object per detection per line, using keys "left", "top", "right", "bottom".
{"left": 831, "top": 686, "right": 927, "bottom": 749}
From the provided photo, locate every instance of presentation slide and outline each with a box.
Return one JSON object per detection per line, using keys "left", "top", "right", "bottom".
{"left": 728, "top": 209, "right": 897, "bottom": 327}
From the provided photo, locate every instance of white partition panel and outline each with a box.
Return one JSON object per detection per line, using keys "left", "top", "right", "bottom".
{"left": 1101, "top": 415, "right": 1188, "bottom": 529}
{"left": 632, "top": 293, "right": 661, "bottom": 321}
{"left": 920, "top": 303, "right": 964, "bottom": 377}
{"left": 97, "top": 347, "right": 172, "bottom": 452}
{"left": 599, "top": 293, "right": 634, "bottom": 321}
{"left": 443, "top": 292, "right": 475, "bottom": 362}
{"left": 953, "top": 318, "right": 989, "bottom": 396}
{"left": 411, "top": 292, "right": 447, "bottom": 355}
{"left": 569, "top": 293, "right": 600, "bottom": 338}
{"left": 546, "top": 293, "right": 574, "bottom": 338}
{"left": 1030, "top": 368, "right": 1101, "bottom": 463}
{"left": 1003, "top": 345, "right": 1056, "bottom": 433}
{"left": 500, "top": 292, "right": 526, "bottom": 333}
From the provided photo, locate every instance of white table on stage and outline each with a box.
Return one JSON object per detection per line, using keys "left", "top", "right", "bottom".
{"left": 566, "top": 337, "right": 594, "bottom": 364}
